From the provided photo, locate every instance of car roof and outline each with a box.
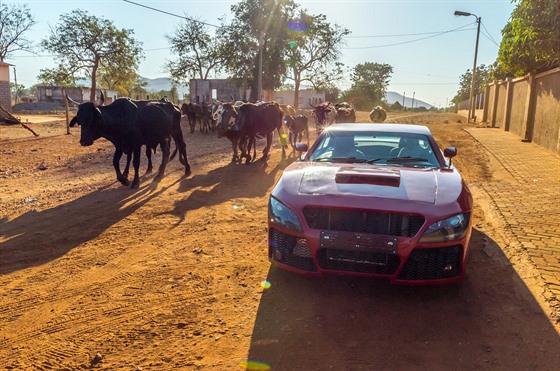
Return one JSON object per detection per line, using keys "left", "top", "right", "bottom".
{"left": 322, "top": 123, "right": 433, "bottom": 135}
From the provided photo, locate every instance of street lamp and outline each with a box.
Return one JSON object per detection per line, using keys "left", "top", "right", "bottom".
{"left": 454, "top": 10, "right": 481, "bottom": 123}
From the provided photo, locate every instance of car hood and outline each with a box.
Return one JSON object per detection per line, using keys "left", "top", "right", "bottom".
{"left": 290, "top": 163, "right": 452, "bottom": 204}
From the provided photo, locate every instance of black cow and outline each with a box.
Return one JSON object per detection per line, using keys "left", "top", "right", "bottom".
{"left": 236, "top": 102, "right": 286, "bottom": 164}
{"left": 284, "top": 114, "right": 309, "bottom": 149}
{"left": 200, "top": 102, "right": 212, "bottom": 134}
{"left": 180, "top": 102, "right": 202, "bottom": 133}
{"left": 68, "top": 94, "right": 191, "bottom": 188}
{"left": 309, "top": 101, "right": 336, "bottom": 132}
{"left": 215, "top": 102, "right": 248, "bottom": 163}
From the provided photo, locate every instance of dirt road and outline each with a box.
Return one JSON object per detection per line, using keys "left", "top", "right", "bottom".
{"left": 1, "top": 112, "right": 558, "bottom": 370}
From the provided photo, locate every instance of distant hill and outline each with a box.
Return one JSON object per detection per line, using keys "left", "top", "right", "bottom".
{"left": 141, "top": 77, "right": 189, "bottom": 97}
{"left": 84, "top": 76, "right": 432, "bottom": 108}
{"left": 385, "top": 91, "right": 432, "bottom": 109}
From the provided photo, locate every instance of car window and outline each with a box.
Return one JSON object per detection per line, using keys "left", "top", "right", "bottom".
{"left": 309, "top": 131, "right": 440, "bottom": 167}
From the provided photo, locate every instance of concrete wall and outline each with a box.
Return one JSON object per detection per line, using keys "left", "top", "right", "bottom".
{"left": 0, "top": 81, "right": 10, "bottom": 112}
{"left": 509, "top": 76, "right": 529, "bottom": 136}
{"left": 483, "top": 67, "right": 560, "bottom": 154}
{"left": 532, "top": 70, "right": 560, "bottom": 153}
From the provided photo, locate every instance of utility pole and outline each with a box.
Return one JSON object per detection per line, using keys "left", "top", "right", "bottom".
{"left": 454, "top": 10, "right": 481, "bottom": 123}
{"left": 411, "top": 92, "right": 415, "bottom": 110}
{"left": 13, "top": 67, "right": 18, "bottom": 104}
{"left": 402, "top": 92, "right": 405, "bottom": 110}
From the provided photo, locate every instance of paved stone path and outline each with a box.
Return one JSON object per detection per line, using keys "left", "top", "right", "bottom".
{"left": 466, "top": 127, "right": 560, "bottom": 318}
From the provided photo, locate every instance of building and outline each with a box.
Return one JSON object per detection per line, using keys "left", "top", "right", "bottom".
{"left": 0, "top": 61, "right": 13, "bottom": 112}
{"left": 189, "top": 79, "right": 250, "bottom": 103}
{"left": 272, "top": 88, "right": 325, "bottom": 110}
{"left": 188, "top": 79, "right": 325, "bottom": 111}
{"left": 36, "top": 86, "right": 118, "bottom": 104}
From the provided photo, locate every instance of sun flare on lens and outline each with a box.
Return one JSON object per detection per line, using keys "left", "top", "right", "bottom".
{"left": 240, "top": 360, "right": 271, "bottom": 370}
{"left": 260, "top": 280, "right": 271, "bottom": 289}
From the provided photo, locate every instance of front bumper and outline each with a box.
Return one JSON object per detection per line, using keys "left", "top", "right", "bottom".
{"left": 268, "top": 227, "right": 470, "bottom": 284}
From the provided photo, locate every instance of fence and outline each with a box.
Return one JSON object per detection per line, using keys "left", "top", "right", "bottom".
{"left": 458, "top": 67, "right": 560, "bottom": 154}
{"left": 484, "top": 67, "right": 560, "bottom": 154}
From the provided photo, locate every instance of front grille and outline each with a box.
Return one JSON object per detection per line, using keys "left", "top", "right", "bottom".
{"left": 316, "top": 249, "right": 400, "bottom": 274}
{"left": 269, "top": 228, "right": 317, "bottom": 272}
{"left": 397, "top": 245, "right": 463, "bottom": 280}
{"left": 303, "top": 207, "right": 425, "bottom": 237}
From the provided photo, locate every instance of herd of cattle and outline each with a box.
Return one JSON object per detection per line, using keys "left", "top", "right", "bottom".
{"left": 66, "top": 94, "right": 387, "bottom": 188}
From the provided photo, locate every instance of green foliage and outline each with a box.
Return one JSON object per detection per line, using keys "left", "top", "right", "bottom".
{"left": 0, "top": 3, "right": 36, "bottom": 61}
{"left": 452, "top": 64, "right": 491, "bottom": 104}
{"left": 218, "top": 0, "right": 298, "bottom": 100}
{"left": 496, "top": 0, "right": 560, "bottom": 76}
{"left": 37, "top": 65, "right": 77, "bottom": 87}
{"left": 166, "top": 19, "right": 223, "bottom": 83}
{"left": 318, "top": 82, "right": 341, "bottom": 102}
{"left": 344, "top": 62, "right": 393, "bottom": 110}
{"left": 285, "top": 12, "right": 350, "bottom": 109}
{"left": 41, "top": 10, "right": 143, "bottom": 101}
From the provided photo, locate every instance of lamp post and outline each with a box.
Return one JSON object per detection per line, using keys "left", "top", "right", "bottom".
{"left": 454, "top": 10, "right": 481, "bottom": 123}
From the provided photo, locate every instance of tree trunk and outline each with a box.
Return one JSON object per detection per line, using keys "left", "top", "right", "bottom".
{"left": 90, "top": 58, "right": 100, "bottom": 102}
{"left": 293, "top": 70, "right": 301, "bottom": 111}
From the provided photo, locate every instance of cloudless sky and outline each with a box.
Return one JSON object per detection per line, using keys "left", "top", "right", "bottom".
{"left": 3, "top": 0, "right": 515, "bottom": 107}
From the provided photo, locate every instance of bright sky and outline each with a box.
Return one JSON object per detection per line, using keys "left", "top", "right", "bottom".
{"left": 3, "top": 0, "right": 515, "bottom": 108}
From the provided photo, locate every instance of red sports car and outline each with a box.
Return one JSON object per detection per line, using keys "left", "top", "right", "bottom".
{"left": 268, "top": 123, "right": 473, "bottom": 284}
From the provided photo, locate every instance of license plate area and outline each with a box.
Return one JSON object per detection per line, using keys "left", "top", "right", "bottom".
{"left": 320, "top": 231, "right": 398, "bottom": 264}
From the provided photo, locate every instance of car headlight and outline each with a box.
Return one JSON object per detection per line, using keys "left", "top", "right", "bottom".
{"left": 268, "top": 197, "right": 303, "bottom": 233}
{"left": 419, "top": 213, "right": 470, "bottom": 243}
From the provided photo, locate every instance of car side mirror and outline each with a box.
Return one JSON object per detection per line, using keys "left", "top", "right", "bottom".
{"left": 443, "top": 147, "right": 457, "bottom": 168}
{"left": 295, "top": 142, "right": 308, "bottom": 152}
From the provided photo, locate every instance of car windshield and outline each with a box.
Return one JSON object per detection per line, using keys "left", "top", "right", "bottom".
{"left": 308, "top": 131, "right": 441, "bottom": 167}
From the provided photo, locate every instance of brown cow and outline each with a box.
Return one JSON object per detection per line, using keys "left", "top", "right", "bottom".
{"left": 369, "top": 106, "right": 387, "bottom": 123}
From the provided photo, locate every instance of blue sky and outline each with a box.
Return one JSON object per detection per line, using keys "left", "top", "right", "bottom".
{"left": 3, "top": 0, "right": 515, "bottom": 107}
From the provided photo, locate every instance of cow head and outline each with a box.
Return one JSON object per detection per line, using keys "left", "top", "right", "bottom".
{"left": 67, "top": 93, "right": 106, "bottom": 146}
{"left": 215, "top": 103, "right": 238, "bottom": 138}
{"left": 284, "top": 115, "right": 295, "bottom": 129}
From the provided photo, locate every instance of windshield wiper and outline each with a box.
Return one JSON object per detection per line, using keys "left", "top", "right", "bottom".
{"left": 365, "top": 158, "right": 383, "bottom": 164}
{"left": 387, "top": 157, "right": 429, "bottom": 163}
{"left": 331, "top": 157, "right": 377, "bottom": 163}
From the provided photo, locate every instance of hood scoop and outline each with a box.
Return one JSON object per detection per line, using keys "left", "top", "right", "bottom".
{"left": 335, "top": 168, "right": 401, "bottom": 187}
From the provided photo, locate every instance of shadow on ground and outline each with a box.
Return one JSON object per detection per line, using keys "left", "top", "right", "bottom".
{"left": 245, "top": 229, "right": 559, "bottom": 370}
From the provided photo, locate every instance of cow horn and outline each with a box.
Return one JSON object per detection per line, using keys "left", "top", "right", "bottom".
{"left": 66, "top": 94, "right": 80, "bottom": 106}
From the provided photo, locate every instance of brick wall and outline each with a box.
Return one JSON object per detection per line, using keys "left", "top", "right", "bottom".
{"left": 0, "top": 81, "right": 11, "bottom": 112}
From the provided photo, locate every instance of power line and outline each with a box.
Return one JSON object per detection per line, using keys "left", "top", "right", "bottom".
{"left": 122, "top": 0, "right": 219, "bottom": 28}
{"left": 343, "top": 24, "right": 476, "bottom": 50}
{"left": 346, "top": 24, "right": 473, "bottom": 39}
{"left": 480, "top": 22, "right": 500, "bottom": 47}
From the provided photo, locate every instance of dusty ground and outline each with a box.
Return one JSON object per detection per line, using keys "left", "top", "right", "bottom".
{"left": 1, "top": 111, "right": 558, "bottom": 370}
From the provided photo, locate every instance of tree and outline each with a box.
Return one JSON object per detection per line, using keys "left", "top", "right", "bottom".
{"left": 0, "top": 3, "right": 36, "bottom": 61}
{"left": 345, "top": 62, "right": 393, "bottom": 110}
{"left": 37, "top": 65, "right": 77, "bottom": 87}
{"left": 41, "top": 10, "right": 143, "bottom": 101}
{"left": 165, "top": 18, "right": 223, "bottom": 83}
{"left": 218, "top": 0, "right": 297, "bottom": 100}
{"left": 285, "top": 12, "right": 349, "bottom": 109}
{"left": 452, "top": 64, "right": 491, "bottom": 105}
{"left": 496, "top": 0, "right": 560, "bottom": 76}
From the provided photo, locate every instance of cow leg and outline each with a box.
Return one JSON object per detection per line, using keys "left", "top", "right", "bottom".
{"left": 189, "top": 118, "right": 195, "bottom": 133}
{"left": 153, "top": 139, "right": 170, "bottom": 183}
{"left": 114, "top": 149, "right": 130, "bottom": 186}
{"left": 145, "top": 146, "right": 153, "bottom": 174}
{"left": 261, "top": 133, "right": 273, "bottom": 162}
{"left": 231, "top": 138, "right": 238, "bottom": 162}
{"left": 130, "top": 146, "right": 142, "bottom": 189}
{"left": 241, "top": 136, "right": 252, "bottom": 164}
